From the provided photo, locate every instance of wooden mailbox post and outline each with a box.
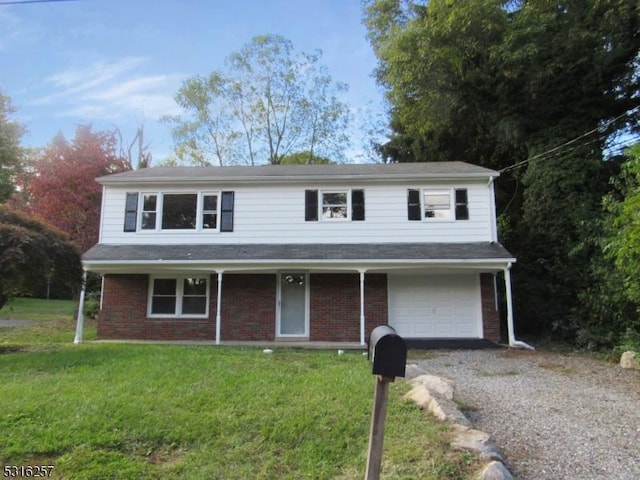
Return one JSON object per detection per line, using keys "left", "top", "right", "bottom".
{"left": 365, "top": 325, "right": 407, "bottom": 480}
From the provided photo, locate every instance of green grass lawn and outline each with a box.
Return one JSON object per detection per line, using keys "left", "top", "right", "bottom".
{"left": 0, "top": 299, "right": 479, "bottom": 479}
{"left": 0, "top": 298, "right": 97, "bottom": 345}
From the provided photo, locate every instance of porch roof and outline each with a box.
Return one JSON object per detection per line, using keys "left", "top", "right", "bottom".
{"left": 83, "top": 242, "right": 515, "bottom": 273}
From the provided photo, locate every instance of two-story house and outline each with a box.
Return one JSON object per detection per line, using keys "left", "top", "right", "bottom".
{"left": 78, "top": 162, "right": 522, "bottom": 347}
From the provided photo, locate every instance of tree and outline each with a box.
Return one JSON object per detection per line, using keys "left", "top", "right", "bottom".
{"left": 115, "top": 123, "right": 152, "bottom": 169}
{"left": 0, "top": 91, "right": 25, "bottom": 203}
{"left": 0, "top": 205, "right": 81, "bottom": 308}
{"left": 606, "top": 144, "right": 640, "bottom": 306}
{"left": 364, "top": 0, "right": 640, "bottom": 339}
{"left": 164, "top": 35, "right": 350, "bottom": 166}
{"left": 24, "top": 125, "right": 130, "bottom": 252}
{"left": 279, "top": 151, "right": 333, "bottom": 165}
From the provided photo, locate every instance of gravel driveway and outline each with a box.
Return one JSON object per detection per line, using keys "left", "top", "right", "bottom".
{"left": 414, "top": 349, "right": 640, "bottom": 480}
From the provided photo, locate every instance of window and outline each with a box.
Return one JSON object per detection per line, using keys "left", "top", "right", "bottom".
{"left": 149, "top": 276, "right": 209, "bottom": 317}
{"left": 304, "top": 189, "right": 365, "bottom": 222}
{"left": 322, "top": 191, "right": 348, "bottom": 219}
{"left": 141, "top": 194, "right": 157, "bottom": 230}
{"left": 151, "top": 278, "right": 177, "bottom": 314}
{"left": 407, "top": 188, "right": 469, "bottom": 221}
{"left": 424, "top": 190, "right": 452, "bottom": 219}
{"left": 202, "top": 194, "right": 218, "bottom": 229}
{"left": 127, "top": 191, "right": 231, "bottom": 232}
{"left": 162, "top": 193, "right": 198, "bottom": 229}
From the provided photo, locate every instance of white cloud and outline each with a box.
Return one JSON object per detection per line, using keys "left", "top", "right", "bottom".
{"left": 33, "top": 57, "right": 184, "bottom": 121}
{"left": 33, "top": 56, "right": 148, "bottom": 106}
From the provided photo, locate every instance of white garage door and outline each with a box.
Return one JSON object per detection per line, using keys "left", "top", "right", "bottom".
{"left": 388, "top": 274, "right": 481, "bottom": 338}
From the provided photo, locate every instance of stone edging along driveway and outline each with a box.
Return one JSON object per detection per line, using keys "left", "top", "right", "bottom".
{"left": 403, "top": 350, "right": 640, "bottom": 480}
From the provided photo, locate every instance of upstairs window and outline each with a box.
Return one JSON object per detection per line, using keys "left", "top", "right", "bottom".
{"left": 125, "top": 191, "right": 233, "bottom": 232}
{"left": 322, "top": 191, "right": 348, "bottom": 219}
{"left": 162, "top": 193, "right": 198, "bottom": 229}
{"left": 141, "top": 194, "right": 157, "bottom": 230}
{"left": 201, "top": 194, "right": 218, "bottom": 229}
{"left": 305, "top": 189, "right": 365, "bottom": 222}
{"left": 423, "top": 191, "right": 452, "bottom": 219}
{"left": 407, "top": 188, "right": 469, "bottom": 221}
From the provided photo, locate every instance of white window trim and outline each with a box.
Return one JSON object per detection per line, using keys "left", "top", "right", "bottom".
{"left": 147, "top": 275, "right": 210, "bottom": 318}
{"left": 421, "top": 188, "right": 455, "bottom": 222}
{"left": 137, "top": 191, "right": 221, "bottom": 233}
{"left": 319, "top": 189, "right": 351, "bottom": 222}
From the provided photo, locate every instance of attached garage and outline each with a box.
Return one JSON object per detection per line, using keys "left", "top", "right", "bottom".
{"left": 388, "top": 274, "right": 482, "bottom": 338}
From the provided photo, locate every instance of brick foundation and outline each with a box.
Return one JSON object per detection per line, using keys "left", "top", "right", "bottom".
{"left": 309, "top": 273, "right": 388, "bottom": 342}
{"left": 480, "top": 273, "right": 501, "bottom": 342}
{"left": 98, "top": 274, "right": 216, "bottom": 341}
{"left": 220, "top": 274, "right": 276, "bottom": 341}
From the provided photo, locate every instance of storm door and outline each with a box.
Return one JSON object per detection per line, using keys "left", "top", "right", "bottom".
{"left": 277, "top": 272, "right": 309, "bottom": 337}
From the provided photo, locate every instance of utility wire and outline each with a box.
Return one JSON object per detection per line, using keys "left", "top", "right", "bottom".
{"left": 499, "top": 106, "right": 640, "bottom": 174}
{"left": 0, "top": 0, "right": 77, "bottom": 5}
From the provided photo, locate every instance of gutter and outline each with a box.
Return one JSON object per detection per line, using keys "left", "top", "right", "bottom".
{"left": 504, "top": 262, "right": 534, "bottom": 350}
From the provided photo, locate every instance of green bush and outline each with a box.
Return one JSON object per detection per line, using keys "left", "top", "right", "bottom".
{"left": 83, "top": 297, "right": 100, "bottom": 319}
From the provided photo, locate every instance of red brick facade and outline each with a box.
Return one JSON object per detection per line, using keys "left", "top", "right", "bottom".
{"left": 480, "top": 273, "right": 501, "bottom": 342}
{"left": 309, "top": 273, "right": 387, "bottom": 342}
{"left": 98, "top": 272, "right": 501, "bottom": 342}
{"left": 220, "top": 274, "right": 276, "bottom": 341}
{"left": 98, "top": 274, "right": 216, "bottom": 340}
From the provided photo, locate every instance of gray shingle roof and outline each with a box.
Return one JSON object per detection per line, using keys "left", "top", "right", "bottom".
{"left": 83, "top": 242, "right": 514, "bottom": 263}
{"left": 97, "top": 161, "right": 499, "bottom": 185}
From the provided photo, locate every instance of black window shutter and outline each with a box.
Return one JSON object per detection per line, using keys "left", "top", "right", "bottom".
{"left": 220, "top": 191, "right": 234, "bottom": 232}
{"left": 407, "top": 189, "right": 421, "bottom": 221}
{"left": 351, "top": 189, "right": 365, "bottom": 221}
{"left": 305, "top": 190, "right": 318, "bottom": 221}
{"left": 123, "top": 192, "right": 138, "bottom": 232}
{"left": 455, "top": 189, "right": 469, "bottom": 220}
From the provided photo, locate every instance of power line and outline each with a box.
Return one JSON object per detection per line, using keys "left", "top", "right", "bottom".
{"left": 0, "top": 0, "right": 77, "bottom": 5}
{"left": 499, "top": 106, "right": 640, "bottom": 174}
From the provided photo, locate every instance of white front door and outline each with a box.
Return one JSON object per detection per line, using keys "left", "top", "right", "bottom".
{"left": 277, "top": 272, "right": 309, "bottom": 337}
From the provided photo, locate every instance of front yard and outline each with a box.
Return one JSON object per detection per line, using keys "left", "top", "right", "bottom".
{"left": 0, "top": 299, "right": 479, "bottom": 479}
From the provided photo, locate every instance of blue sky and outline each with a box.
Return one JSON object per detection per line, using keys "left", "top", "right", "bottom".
{"left": 0, "top": 0, "right": 387, "bottom": 163}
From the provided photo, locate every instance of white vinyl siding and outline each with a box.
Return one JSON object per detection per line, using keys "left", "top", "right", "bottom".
{"left": 99, "top": 181, "right": 493, "bottom": 245}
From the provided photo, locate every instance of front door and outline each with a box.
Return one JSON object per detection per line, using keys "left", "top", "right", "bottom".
{"left": 278, "top": 272, "right": 308, "bottom": 337}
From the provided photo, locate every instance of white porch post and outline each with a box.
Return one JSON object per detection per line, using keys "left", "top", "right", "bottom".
{"left": 215, "top": 271, "right": 223, "bottom": 345}
{"left": 74, "top": 270, "right": 87, "bottom": 344}
{"left": 359, "top": 269, "right": 366, "bottom": 346}
{"left": 504, "top": 263, "right": 534, "bottom": 350}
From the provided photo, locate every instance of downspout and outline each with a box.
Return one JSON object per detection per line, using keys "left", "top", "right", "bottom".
{"left": 504, "top": 263, "right": 534, "bottom": 350}
{"left": 215, "top": 271, "right": 224, "bottom": 345}
{"left": 74, "top": 270, "right": 87, "bottom": 344}
{"left": 359, "top": 269, "right": 366, "bottom": 346}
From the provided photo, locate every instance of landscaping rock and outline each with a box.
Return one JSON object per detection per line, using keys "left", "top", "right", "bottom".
{"left": 404, "top": 375, "right": 471, "bottom": 427}
{"left": 620, "top": 351, "right": 639, "bottom": 370}
{"left": 410, "top": 374, "right": 455, "bottom": 400}
{"left": 451, "top": 424, "right": 503, "bottom": 462}
{"left": 404, "top": 363, "right": 428, "bottom": 379}
{"left": 475, "top": 461, "right": 514, "bottom": 480}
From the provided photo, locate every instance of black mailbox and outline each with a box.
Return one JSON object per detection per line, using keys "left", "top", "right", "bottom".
{"left": 369, "top": 325, "right": 407, "bottom": 378}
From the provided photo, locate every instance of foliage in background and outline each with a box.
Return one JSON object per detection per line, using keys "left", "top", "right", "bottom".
{"left": 21, "top": 125, "right": 130, "bottom": 252}
{"left": 364, "top": 0, "right": 640, "bottom": 345}
{"left": 0, "top": 207, "right": 82, "bottom": 308}
{"left": 0, "top": 91, "right": 25, "bottom": 203}
{"left": 164, "top": 35, "right": 351, "bottom": 166}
